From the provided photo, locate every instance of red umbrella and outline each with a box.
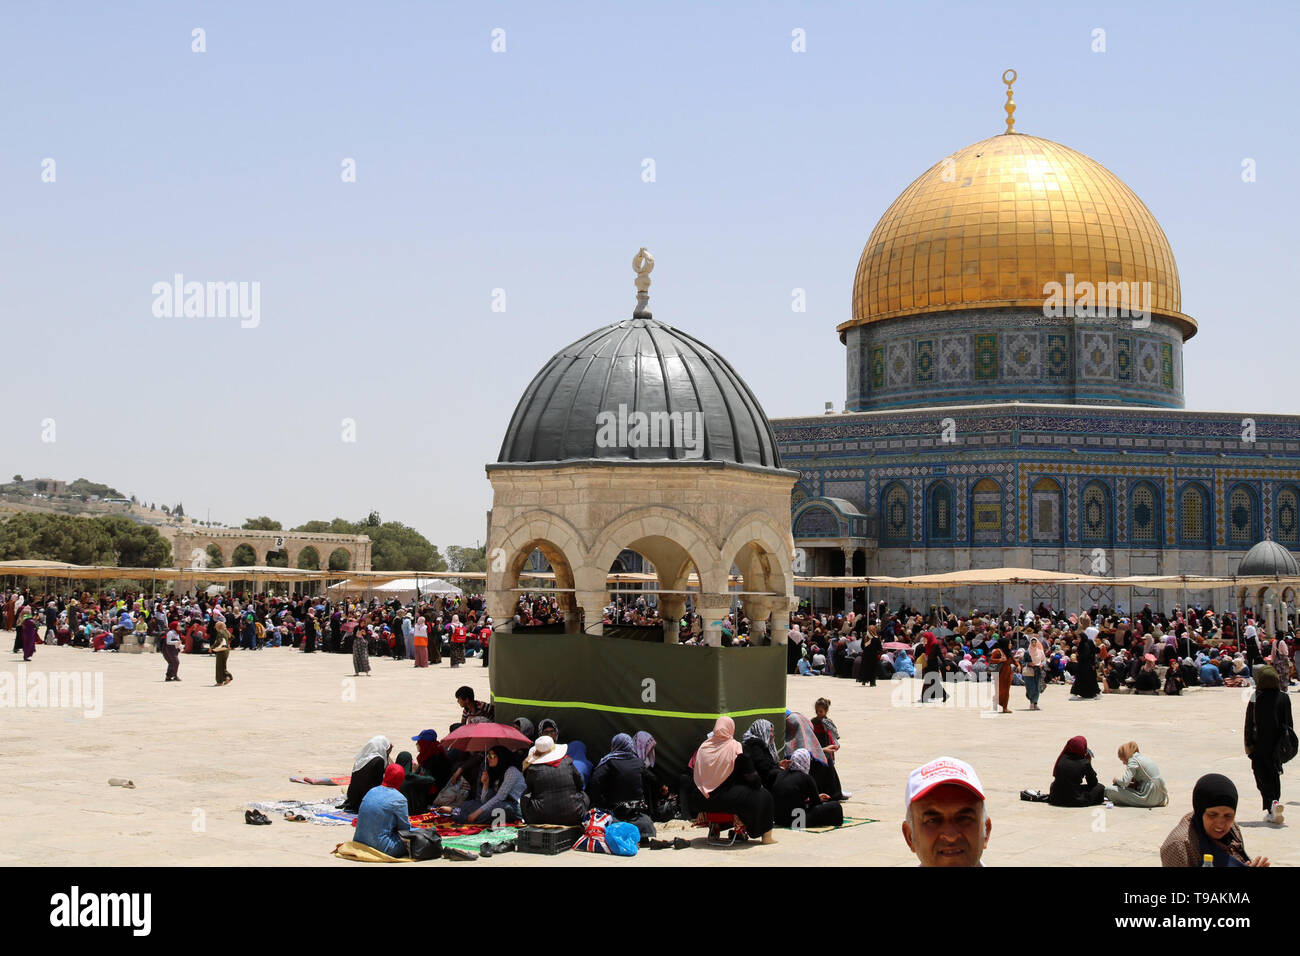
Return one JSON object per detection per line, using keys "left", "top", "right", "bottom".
{"left": 883, "top": 641, "right": 911, "bottom": 651}
{"left": 1143, "top": 653, "right": 1157, "bottom": 662}
{"left": 441, "top": 722, "right": 532, "bottom": 753}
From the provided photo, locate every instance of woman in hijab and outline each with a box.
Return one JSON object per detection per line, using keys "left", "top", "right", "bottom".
{"left": 410, "top": 730, "right": 451, "bottom": 789}
{"left": 857, "top": 626, "right": 882, "bottom": 687}
{"left": 589, "top": 734, "right": 656, "bottom": 840}
{"left": 1047, "top": 736, "right": 1105, "bottom": 807}
{"left": 211, "top": 622, "right": 233, "bottom": 685}
{"left": 1104, "top": 741, "right": 1169, "bottom": 808}
{"left": 1023, "top": 633, "right": 1046, "bottom": 710}
{"left": 352, "top": 623, "right": 372, "bottom": 677}
{"left": 343, "top": 735, "right": 391, "bottom": 812}
{"left": 18, "top": 608, "right": 37, "bottom": 662}
{"left": 566, "top": 740, "right": 594, "bottom": 788}
{"left": 412, "top": 616, "right": 429, "bottom": 668}
{"left": 740, "top": 718, "right": 783, "bottom": 788}
{"left": 919, "top": 630, "right": 948, "bottom": 703}
{"left": 1070, "top": 628, "right": 1101, "bottom": 699}
{"left": 634, "top": 731, "right": 675, "bottom": 822}
{"left": 442, "top": 746, "right": 526, "bottom": 824}
{"left": 537, "top": 717, "right": 560, "bottom": 742}
{"left": 989, "top": 636, "right": 1012, "bottom": 713}
{"left": 772, "top": 748, "right": 843, "bottom": 829}
{"left": 785, "top": 711, "right": 846, "bottom": 801}
{"left": 683, "top": 716, "right": 776, "bottom": 844}
{"left": 1160, "top": 774, "right": 1270, "bottom": 867}
{"left": 1245, "top": 666, "right": 1293, "bottom": 824}
{"left": 512, "top": 717, "right": 536, "bottom": 742}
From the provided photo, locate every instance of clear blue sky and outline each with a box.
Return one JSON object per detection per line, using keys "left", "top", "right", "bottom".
{"left": 4, "top": 1, "right": 1296, "bottom": 549}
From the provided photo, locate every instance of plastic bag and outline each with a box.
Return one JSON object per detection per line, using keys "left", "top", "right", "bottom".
{"left": 604, "top": 821, "right": 640, "bottom": 856}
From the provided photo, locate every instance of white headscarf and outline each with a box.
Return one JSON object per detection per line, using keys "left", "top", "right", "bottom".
{"left": 352, "top": 735, "right": 390, "bottom": 773}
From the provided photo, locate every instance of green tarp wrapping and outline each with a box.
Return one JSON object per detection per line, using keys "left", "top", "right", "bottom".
{"left": 489, "top": 632, "right": 786, "bottom": 776}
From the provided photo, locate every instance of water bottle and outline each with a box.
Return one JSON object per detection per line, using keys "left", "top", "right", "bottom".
{"left": 1201, "top": 854, "right": 1214, "bottom": 867}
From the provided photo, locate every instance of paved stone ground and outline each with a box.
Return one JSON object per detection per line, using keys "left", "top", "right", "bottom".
{"left": 2, "top": 638, "right": 1294, "bottom": 867}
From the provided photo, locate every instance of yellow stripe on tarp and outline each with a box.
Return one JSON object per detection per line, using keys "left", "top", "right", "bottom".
{"left": 491, "top": 696, "right": 784, "bottom": 721}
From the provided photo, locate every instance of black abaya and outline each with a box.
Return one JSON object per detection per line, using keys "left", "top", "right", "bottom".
{"left": 1072, "top": 638, "right": 1100, "bottom": 698}
{"left": 342, "top": 756, "right": 384, "bottom": 812}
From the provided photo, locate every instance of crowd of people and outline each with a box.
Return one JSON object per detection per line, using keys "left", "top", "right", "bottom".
{"left": 1, "top": 586, "right": 495, "bottom": 683}
{"left": 783, "top": 601, "right": 1296, "bottom": 704}
{"left": 342, "top": 687, "right": 855, "bottom": 858}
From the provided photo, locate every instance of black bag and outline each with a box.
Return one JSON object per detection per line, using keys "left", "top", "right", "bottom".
{"left": 397, "top": 829, "right": 443, "bottom": 861}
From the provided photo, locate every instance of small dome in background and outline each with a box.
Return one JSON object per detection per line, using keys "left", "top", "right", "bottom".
{"left": 1237, "top": 539, "right": 1300, "bottom": 576}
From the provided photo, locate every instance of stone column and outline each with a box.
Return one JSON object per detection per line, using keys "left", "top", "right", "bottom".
{"left": 769, "top": 596, "right": 797, "bottom": 645}
{"left": 657, "top": 593, "right": 686, "bottom": 644}
{"left": 696, "top": 592, "right": 734, "bottom": 647}
{"left": 745, "top": 596, "right": 774, "bottom": 643}
{"left": 576, "top": 590, "right": 608, "bottom": 636}
{"left": 842, "top": 546, "right": 855, "bottom": 614}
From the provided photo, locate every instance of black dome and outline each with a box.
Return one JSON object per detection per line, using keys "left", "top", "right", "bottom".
{"left": 497, "top": 317, "right": 783, "bottom": 469}
{"left": 1238, "top": 540, "right": 1300, "bottom": 576}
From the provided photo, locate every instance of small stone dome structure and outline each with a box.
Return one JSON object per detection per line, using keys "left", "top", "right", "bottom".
{"left": 1238, "top": 540, "right": 1300, "bottom": 577}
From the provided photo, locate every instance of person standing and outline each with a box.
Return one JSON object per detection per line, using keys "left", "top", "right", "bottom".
{"left": 449, "top": 614, "right": 467, "bottom": 667}
{"left": 1070, "top": 622, "right": 1101, "bottom": 700}
{"left": 412, "top": 616, "right": 429, "bottom": 668}
{"left": 303, "top": 609, "right": 318, "bottom": 654}
{"left": 1245, "top": 666, "right": 1293, "bottom": 825}
{"left": 212, "top": 624, "right": 232, "bottom": 686}
{"left": 989, "top": 638, "right": 1012, "bottom": 714}
{"left": 858, "top": 627, "right": 882, "bottom": 687}
{"left": 479, "top": 618, "right": 492, "bottom": 667}
{"left": 1023, "top": 634, "right": 1046, "bottom": 710}
{"left": 352, "top": 623, "right": 372, "bottom": 677}
{"left": 163, "top": 621, "right": 182, "bottom": 682}
{"left": 18, "top": 608, "right": 37, "bottom": 662}
{"left": 919, "top": 630, "right": 948, "bottom": 703}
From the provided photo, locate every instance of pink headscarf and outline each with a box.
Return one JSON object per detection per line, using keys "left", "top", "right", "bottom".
{"left": 692, "top": 716, "right": 742, "bottom": 798}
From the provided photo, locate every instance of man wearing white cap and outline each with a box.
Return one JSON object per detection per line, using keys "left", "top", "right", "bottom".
{"left": 902, "top": 756, "right": 990, "bottom": 867}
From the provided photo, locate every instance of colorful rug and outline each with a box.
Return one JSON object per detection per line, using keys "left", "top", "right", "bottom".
{"left": 408, "top": 812, "right": 525, "bottom": 839}
{"left": 291, "top": 775, "right": 350, "bottom": 786}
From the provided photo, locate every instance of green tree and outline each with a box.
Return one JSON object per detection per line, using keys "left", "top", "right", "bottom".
{"left": 0, "top": 513, "right": 170, "bottom": 566}
{"left": 365, "top": 510, "right": 381, "bottom": 527}
{"left": 242, "top": 516, "right": 282, "bottom": 531}
{"left": 11, "top": 474, "right": 21, "bottom": 482}
{"left": 174, "top": 502, "right": 185, "bottom": 517}
{"left": 446, "top": 544, "right": 487, "bottom": 573}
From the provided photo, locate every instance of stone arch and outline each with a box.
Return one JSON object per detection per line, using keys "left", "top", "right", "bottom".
{"left": 589, "top": 506, "right": 719, "bottom": 593}
{"left": 721, "top": 510, "right": 794, "bottom": 597}
{"left": 295, "top": 546, "right": 321, "bottom": 570}
{"left": 490, "top": 510, "right": 586, "bottom": 623}
{"left": 327, "top": 547, "right": 353, "bottom": 571}
{"left": 231, "top": 543, "right": 258, "bottom": 566}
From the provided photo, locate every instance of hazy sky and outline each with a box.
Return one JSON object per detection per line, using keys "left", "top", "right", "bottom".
{"left": 4, "top": 1, "right": 1297, "bottom": 549}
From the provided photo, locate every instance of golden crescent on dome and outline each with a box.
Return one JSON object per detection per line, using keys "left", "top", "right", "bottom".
{"left": 1002, "top": 69, "right": 1017, "bottom": 134}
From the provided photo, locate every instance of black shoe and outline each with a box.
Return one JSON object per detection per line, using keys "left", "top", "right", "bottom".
{"left": 442, "top": 846, "right": 478, "bottom": 861}
{"left": 672, "top": 837, "right": 691, "bottom": 849}
{"left": 479, "top": 843, "right": 493, "bottom": 858}
{"left": 647, "top": 838, "right": 673, "bottom": 850}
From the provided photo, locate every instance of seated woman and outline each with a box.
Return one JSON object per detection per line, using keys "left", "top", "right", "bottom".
{"left": 772, "top": 749, "right": 843, "bottom": 829}
{"left": 393, "top": 751, "right": 439, "bottom": 815}
{"left": 1200, "top": 655, "right": 1225, "bottom": 686}
{"left": 785, "top": 711, "right": 846, "bottom": 800}
{"left": 588, "top": 734, "right": 656, "bottom": 841}
{"left": 1103, "top": 741, "right": 1168, "bottom": 808}
{"left": 1160, "top": 773, "right": 1269, "bottom": 867}
{"left": 891, "top": 650, "right": 914, "bottom": 678}
{"left": 633, "top": 731, "right": 678, "bottom": 822}
{"left": 1134, "top": 658, "right": 1161, "bottom": 693}
{"left": 740, "top": 718, "right": 783, "bottom": 789}
{"left": 354, "top": 763, "right": 410, "bottom": 858}
{"left": 441, "top": 746, "right": 526, "bottom": 824}
{"left": 567, "top": 740, "right": 594, "bottom": 789}
{"left": 343, "top": 735, "right": 391, "bottom": 813}
{"left": 1047, "top": 736, "right": 1105, "bottom": 807}
{"left": 521, "top": 736, "right": 590, "bottom": 826}
{"left": 512, "top": 717, "right": 537, "bottom": 742}
{"left": 680, "top": 716, "right": 775, "bottom": 844}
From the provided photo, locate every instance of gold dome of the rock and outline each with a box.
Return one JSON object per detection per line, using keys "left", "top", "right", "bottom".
{"left": 840, "top": 133, "right": 1196, "bottom": 339}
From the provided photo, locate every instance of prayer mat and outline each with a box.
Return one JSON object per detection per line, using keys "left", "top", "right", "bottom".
{"left": 291, "top": 775, "right": 350, "bottom": 786}
{"left": 786, "top": 816, "right": 878, "bottom": 834}
{"left": 247, "top": 799, "right": 354, "bottom": 826}
{"left": 332, "top": 840, "right": 416, "bottom": 863}
{"left": 407, "top": 812, "right": 525, "bottom": 838}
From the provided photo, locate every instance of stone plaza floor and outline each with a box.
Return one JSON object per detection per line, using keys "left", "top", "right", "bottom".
{"left": 2, "top": 638, "right": 1294, "bottom": 867}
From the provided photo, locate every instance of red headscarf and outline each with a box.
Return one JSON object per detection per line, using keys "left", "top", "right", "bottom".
{"left": 382, "top": 763, "right": 405, "bottom": 789}
{"left": 1053, "top": 736, "right": 1089, "bottom": 778}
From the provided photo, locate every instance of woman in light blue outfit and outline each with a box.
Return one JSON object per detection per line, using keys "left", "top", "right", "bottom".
{"left": 1103, "top": 741, "right": 1169, "bottom": 808}
{"left": 892, "top": 650, "right": 915, "bottom": 678}
{"left": 355, "top": 764, "right": 411, "bottom": 857}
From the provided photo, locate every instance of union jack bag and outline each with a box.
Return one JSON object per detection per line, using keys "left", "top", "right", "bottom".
{"left": 573, "top": 809, "right": 613, "bottom": 853}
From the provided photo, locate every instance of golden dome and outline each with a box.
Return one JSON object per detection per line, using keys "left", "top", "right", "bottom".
{"left": 841, "top": 133, "right": 1196, "bottom": 339}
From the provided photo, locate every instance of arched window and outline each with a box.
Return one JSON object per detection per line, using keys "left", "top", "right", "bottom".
{"left": 1179, "top": 485, "right": 1209, "bottom": 546}
{"left": 882, "top": 483, "right": 910, "bottom": 544}
{"left": 1130, "top": 481, "right": 1160, "bottom": 545}
{"left": 1228, "top": 485, "right": 1258, "bottom": 545}
{"left": 1081, "top": 481, "right": 1112, "bottom": 544}
{"left": 1031, "top": 477, "right": 1062, "bottom": 543}
{"left": 1277, "top": 486, "right": 1300, "bottom": 546}
{"left": 928, "top": 482, "right": 954, "bottom": 541}
{"left": 971, "top": 478, "right": 1002, "bottom": 544}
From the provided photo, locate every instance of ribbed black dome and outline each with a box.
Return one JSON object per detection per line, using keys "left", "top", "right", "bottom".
{"left": 497, "top": 317, "right": 783, "bottom": 468}
{"left": 1238, "top": 540, "right": 1300, "bottom": 576}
